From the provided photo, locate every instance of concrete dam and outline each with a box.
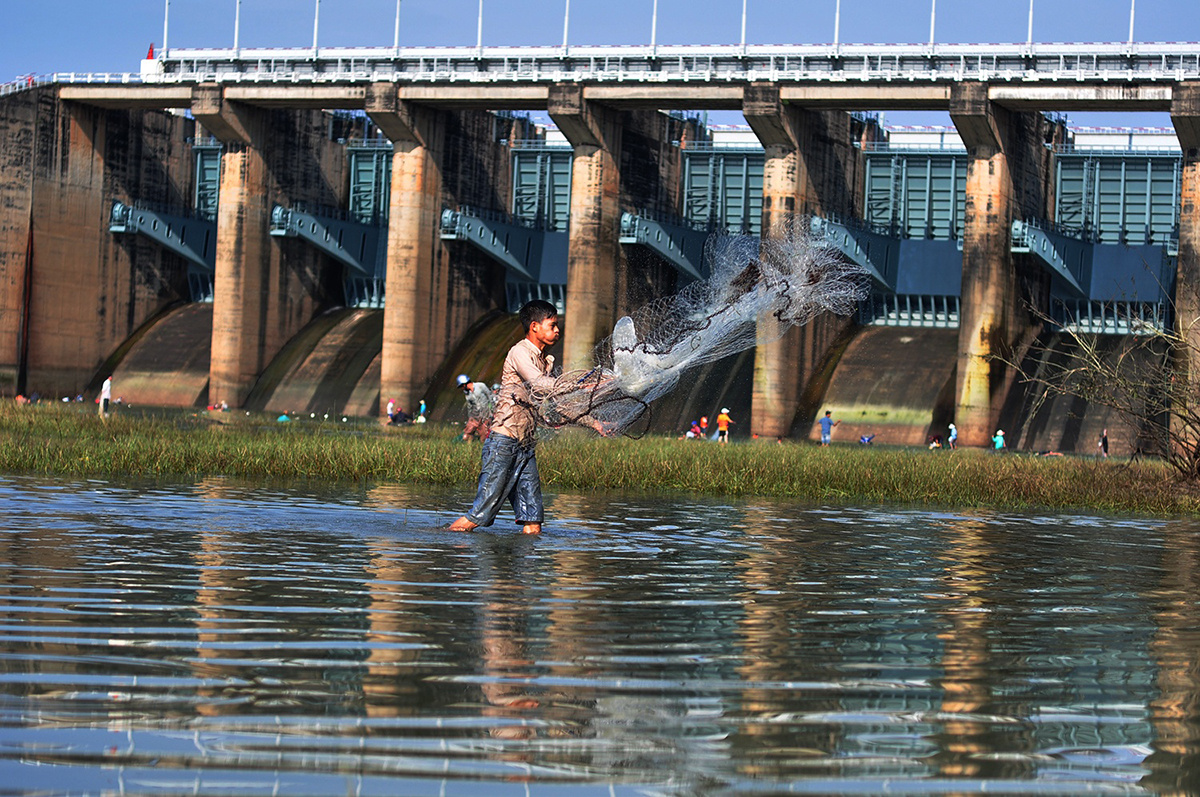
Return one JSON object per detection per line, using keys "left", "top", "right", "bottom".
{"left": 2, "top": 42, "right": 1197, "bottom": 454}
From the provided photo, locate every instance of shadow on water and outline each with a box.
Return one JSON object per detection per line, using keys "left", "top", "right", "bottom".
{"left": 2, "top": 474, "right": 1200, "bottom": 794}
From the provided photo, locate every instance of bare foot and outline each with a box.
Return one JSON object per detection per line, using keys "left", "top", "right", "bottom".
{"left": 448, "top": 516, "right": 478, "bottom": 532}
{"left": 522, "top": 523, "right": 541, "bottom": 534}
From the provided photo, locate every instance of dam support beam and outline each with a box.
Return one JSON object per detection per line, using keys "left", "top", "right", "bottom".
{"left": 950, "top": 83, "right": 1020, "bottom": 448}
{"left": 193, "top": 85, "right": 347, "bottom": 408}
{"left": 368, "top": 83, "right": 445, "bottom": 411}
{"left": 743, "top": 83, "right": 859, "bottom": 439}
{"left": 1, "top": 88, "right": 196, "bottom": 399}
{"left": 549, "top": 83, "right": 623, "bottom": 369}
{"left": 1172, "top": 83, "right": 1200, "bottom": 362}
{"left": 193, "top": 85, "right": 273, "bottom": 408}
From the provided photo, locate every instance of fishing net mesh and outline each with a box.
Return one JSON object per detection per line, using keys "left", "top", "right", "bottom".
{"left": 525, "top": 218, "right": 868, "bottom": 437}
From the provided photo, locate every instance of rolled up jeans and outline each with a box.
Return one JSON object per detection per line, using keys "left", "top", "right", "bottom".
{"left": 465, "top": 432, "right": 543, "bottom": 527}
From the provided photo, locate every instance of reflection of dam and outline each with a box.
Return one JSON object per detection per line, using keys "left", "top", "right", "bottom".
{"left": 3, "top": 43, "right": 1197, "bottom": 450}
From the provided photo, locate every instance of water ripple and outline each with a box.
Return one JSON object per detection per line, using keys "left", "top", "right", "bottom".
{"left": 0, "top": 475, "right": 1194, "bottom": 793}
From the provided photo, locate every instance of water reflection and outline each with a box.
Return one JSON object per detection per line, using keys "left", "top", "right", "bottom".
{"left": 0, "top": 475, "right": 1197, "bottom": 793}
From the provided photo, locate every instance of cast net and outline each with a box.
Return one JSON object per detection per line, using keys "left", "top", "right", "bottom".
{"left": 529, "top": 217, "right": 868, "bottom": 436}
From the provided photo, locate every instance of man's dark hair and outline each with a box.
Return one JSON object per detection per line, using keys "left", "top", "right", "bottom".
{"left": 519, "top": 300, "right": 558, "bottom": 332}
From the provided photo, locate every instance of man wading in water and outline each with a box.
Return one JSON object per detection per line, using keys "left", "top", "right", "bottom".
{"left": 449, "top": 300, "right": 561, "bottom": 535}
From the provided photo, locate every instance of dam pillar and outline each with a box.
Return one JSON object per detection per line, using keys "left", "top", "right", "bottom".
{"left": 192, "top": 85, "right": 272, "bottom": 408}
{"left": 743, "top": 83, "right": 859, "bottom": 439}
{"left": 367, "top": 84, "right": 445, "bottom": 411}
{"left": 744, "top": 85, "right": 805, "bottom": 439}
{"left": 1172, "top": 82, "right": 1200, "bottom": 361}
{"left": 950, "top": 83, "right": 1019, "bottom": 448}
{"left": 548, "top": 84, "right": 623, "bottom": 369}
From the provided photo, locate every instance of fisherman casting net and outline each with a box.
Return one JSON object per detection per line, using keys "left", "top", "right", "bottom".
{"left": 527, "top": 218, "right": 868, "bottom": 437}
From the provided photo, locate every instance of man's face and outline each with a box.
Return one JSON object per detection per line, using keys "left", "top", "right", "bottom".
{"left": 529, "top": 315, "right": 560, "bottom": 348}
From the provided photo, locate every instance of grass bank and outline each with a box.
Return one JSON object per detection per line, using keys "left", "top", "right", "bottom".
{"left": 2, "top": 402, "right": 1197, "bottom": 516}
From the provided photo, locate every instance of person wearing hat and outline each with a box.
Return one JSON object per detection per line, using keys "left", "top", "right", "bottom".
{"left": 947, "top": 422, "right": 958, "bottom": 450}
{"left": 992, "top": 429, "right": 1006, "bottom": 452}
{"left": 716, "top": 407, "right": 734, "bottom": 444}
{"left": 457, "top": 373, "right": 494, "bottom": 441}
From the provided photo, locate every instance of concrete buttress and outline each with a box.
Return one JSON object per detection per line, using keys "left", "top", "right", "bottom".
{"left": 367, "top": 83, "right": 445, "bottom": 412}
{"left": 742, "top": 82, "right": 859, "bottom": 439}
{"left": 192, "top": 85, "right": 272, "bottom": 408}
{"left": 1171, "top": 82, "right": 1200, "bottom": 362}
{"left": 950, "top": 83, "right": 1020, "bottom": 448}
{"left": 0, "top": 87, "right": 196, "bottom": 398}
{"left": 548, "top": 83, "right": 623, "bottom": 369}
{"left": 191, "top": 85, "right": 345, "bottom": 409}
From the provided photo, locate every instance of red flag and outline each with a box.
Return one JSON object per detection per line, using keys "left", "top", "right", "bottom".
{"left": 146, "top": 44, "right": 155, "bottom": 59}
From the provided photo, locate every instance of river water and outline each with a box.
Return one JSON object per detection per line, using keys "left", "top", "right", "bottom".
{"left": 2, "top": 475, "right": 1199, "bottom": 795}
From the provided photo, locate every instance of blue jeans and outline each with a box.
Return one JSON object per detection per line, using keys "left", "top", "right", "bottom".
{"left": 465, "top": 433, "right": 544, "bottom": 527}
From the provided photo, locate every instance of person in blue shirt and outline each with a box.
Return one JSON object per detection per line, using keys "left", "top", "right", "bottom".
{"left": 947, "top": 422, "right": 958, "bottom": 450}
{"left": 818, "top": 410, "right": 839, "bottom": 446}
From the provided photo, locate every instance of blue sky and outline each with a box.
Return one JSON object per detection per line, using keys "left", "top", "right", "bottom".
{"left": 4, "top": 0, "right": 1195, "bottom": 128}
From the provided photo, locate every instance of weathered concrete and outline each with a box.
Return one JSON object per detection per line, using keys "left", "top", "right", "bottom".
{"left": 989, "top": 84, "right": 1173, "bottom": 111}
{"left": 111, "top": 303, "right": 213, "bottom": 407}
{"left": 253, "top": 308, "right": 383, "bottom": 416}
{"left": 998, "top": 330, "right": 1158, "bottom": 457}
{"left": 950, "top": 82, "right": 1058, "bottom": 447}
{"left": 202, "top": 105, "right": 272, "bottom": 408}
{"left": 193, "top": 84, "right": 348, "bottom": 408}
{"left": 368, "top": 83, "right": 530, "bottom": 412}
{"left": 584, "top": 85, "right": 744, "bottom": 110}
{"left": 58, "top": 85, "right": 193, "bottom": 109}
{"left": 224, "top": 85, "right": 366, "bottom": 109}
{"left": 1171, "top": 82, "right": 1200, "bottom": 361}
{"left": 781, "top": 84, "right": 951, "bottom": 110}
{"left": 368, "top": 84, "right": 449, "bottom": 413}
{"left": 742, "top": 82, "right": 865, "bottom": 439}
{"left": 397, "top": 85, "right": 551, "bottom": 110}
{"left": 549, "top": 83, "right": 624, "bottom": 369}
{"left": 0, "top": 87, "right": 196, "bottom": 398}
{"left": 812, "top": 326, "right": 958, "bottom": 446}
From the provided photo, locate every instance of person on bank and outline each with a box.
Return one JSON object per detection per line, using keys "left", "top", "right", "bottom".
{"left": 449, "top": 300, "right": 562, "bottom": 535}
{"left": 993, "top": 429, "right": 1006, "bottom": 452}
{"left": 716, "top": 408, "right": 733, "bottom": 444}
{"left": 818, "top": 410, "right": 839, "bottom": 446}
{"left": 384, "top": 398, "right": 411, "bottom": 425}
{"left": 456, "top": 374, "right": 494, "bottom": 442}
{"left": 98, "top": 376, "right": 112, "bottom": 417}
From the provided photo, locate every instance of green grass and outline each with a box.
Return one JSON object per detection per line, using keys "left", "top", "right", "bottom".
{"left": 2, "top": 402, "right": 1197, "bottom": 516}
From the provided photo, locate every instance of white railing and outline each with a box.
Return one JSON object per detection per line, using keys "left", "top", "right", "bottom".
{"left": 1, "top": 71, "right": 145, "bottom": 97}
{"left": 130, "top": 41, "right": 1200, "bottom": 87}
{"left": 10, "top": 41, "right": 1200, "bottom": 93}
